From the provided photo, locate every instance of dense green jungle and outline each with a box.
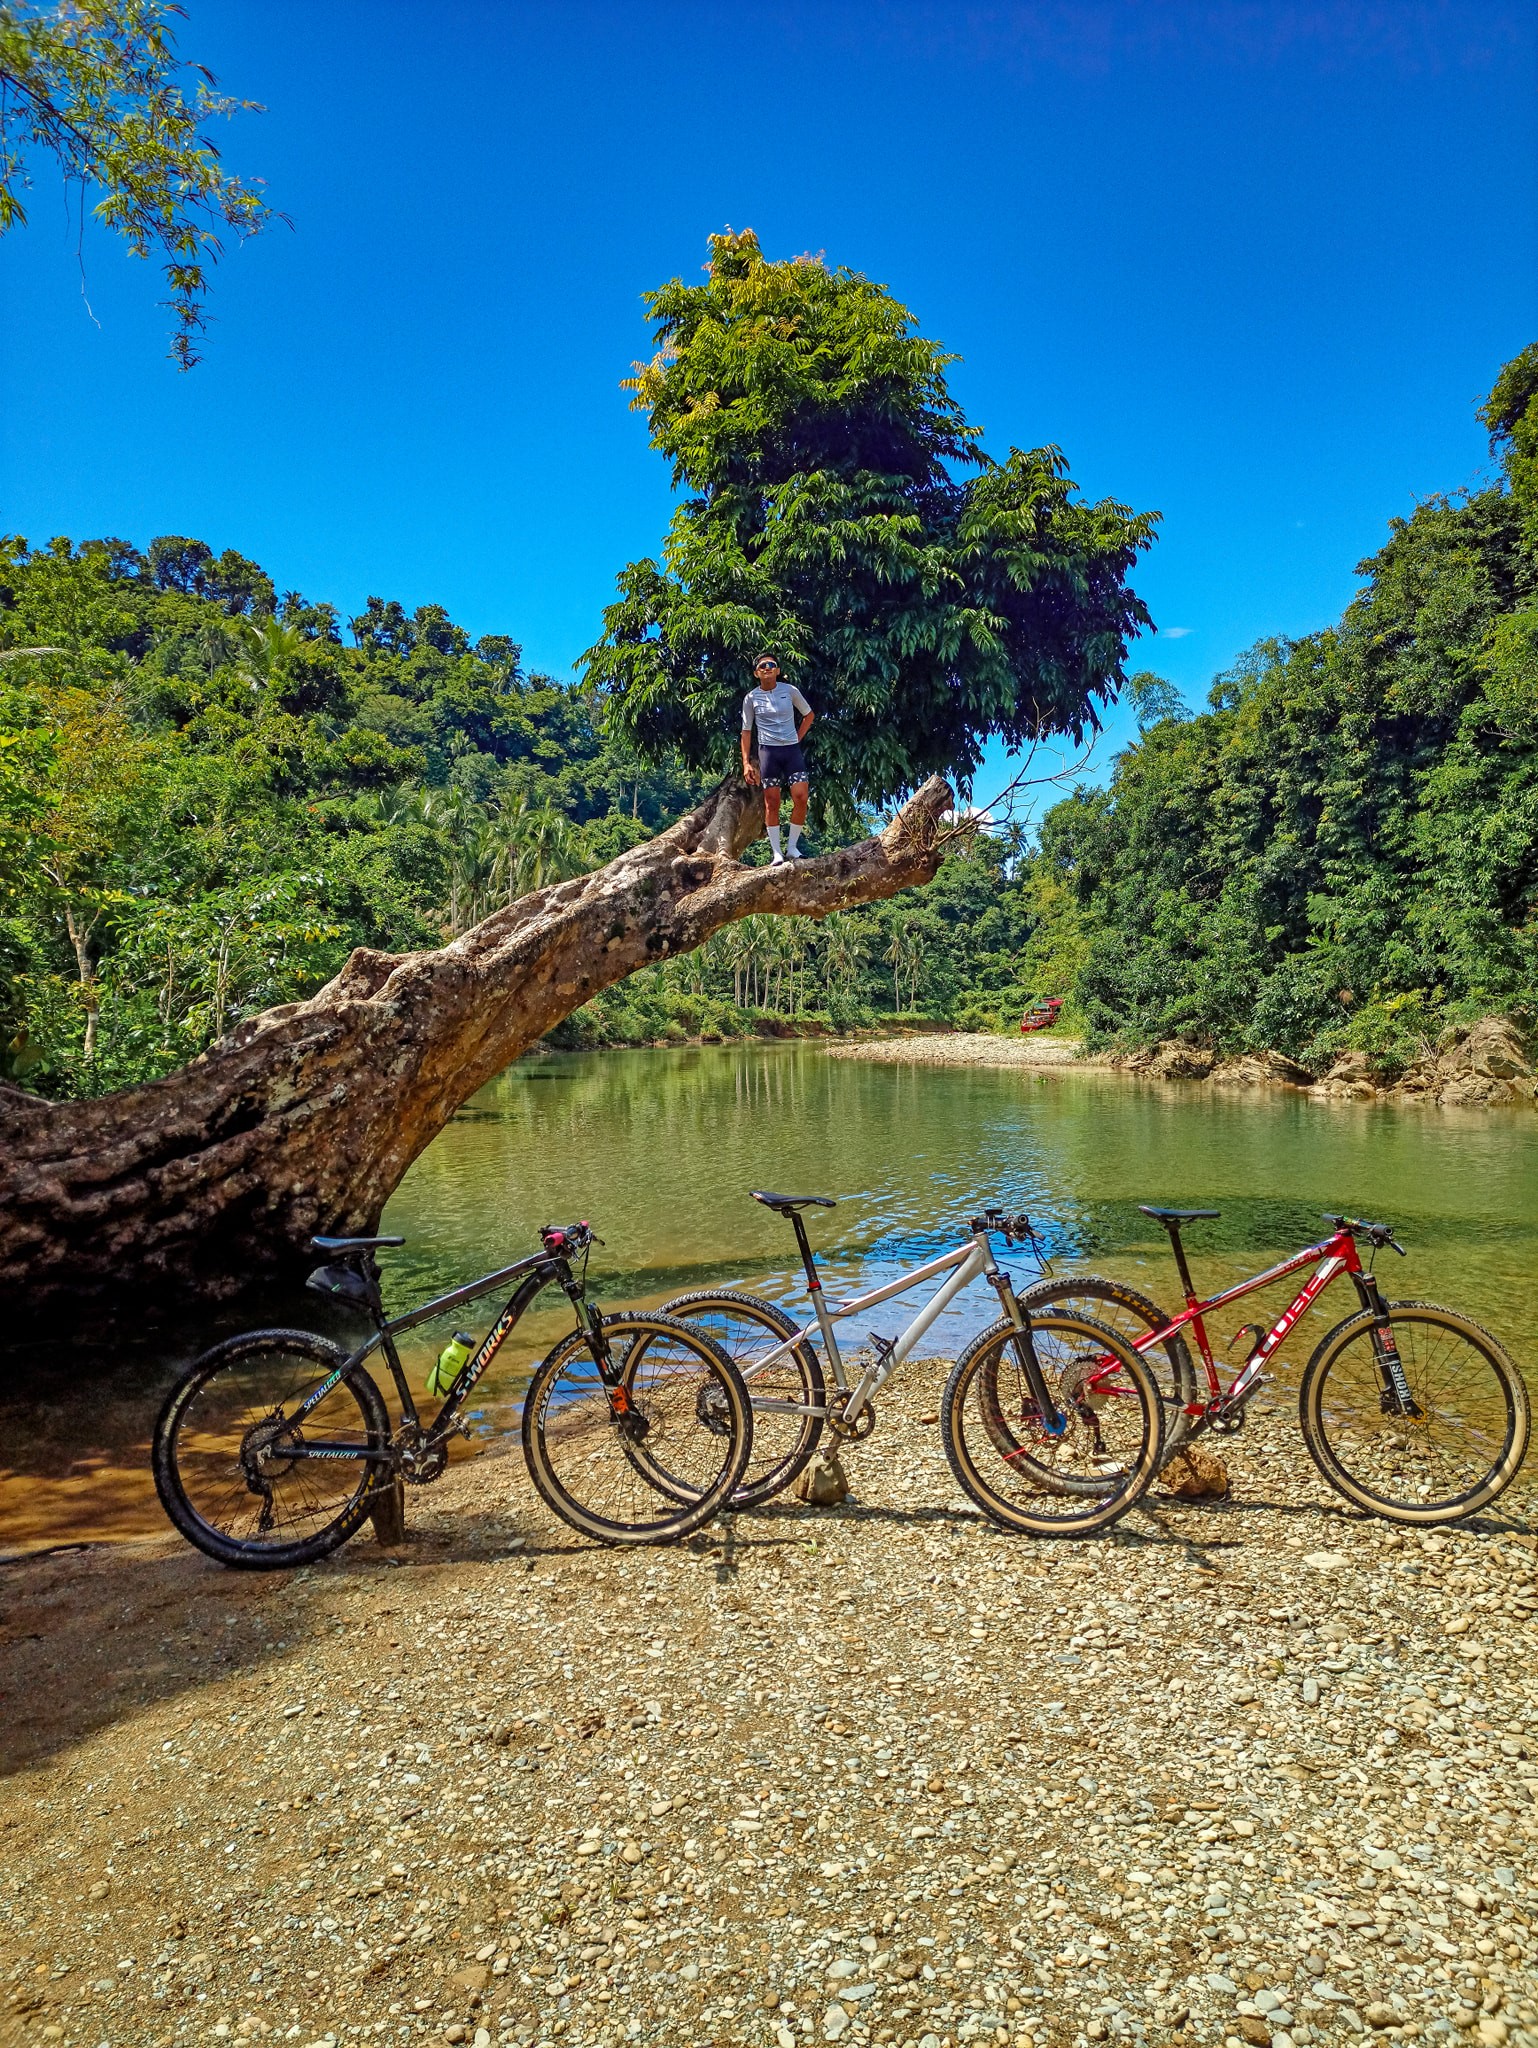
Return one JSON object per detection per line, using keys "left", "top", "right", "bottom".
{"left": 3, "top": 345, "right": 1535, "bottom": 1100}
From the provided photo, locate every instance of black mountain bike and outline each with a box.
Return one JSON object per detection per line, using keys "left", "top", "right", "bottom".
{"left": 152, "top": 1222, "right": 753, "bottom": 1568}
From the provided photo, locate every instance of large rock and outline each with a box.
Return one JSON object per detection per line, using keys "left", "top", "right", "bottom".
{"left": 1146, "top": 1043, "right": 1218, "bottom": 1080}
{"left": 1314, "top": 1050, "right": 1380, "bottom": 1099}
{"left": 1212, "top": 1050, "right": 1313, "bottom": 1088}
{"left": 1399, "top": 1016, "right": 1535, "bottom": 1107}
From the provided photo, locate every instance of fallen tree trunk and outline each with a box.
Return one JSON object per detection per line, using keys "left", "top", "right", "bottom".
{"left": 0, "top": 774, "right": 952, "bottom": 1325}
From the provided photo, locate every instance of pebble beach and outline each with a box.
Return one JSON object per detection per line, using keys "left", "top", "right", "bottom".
{"left": 2, "top": 1366, "right": 1535, "bottom": 2048}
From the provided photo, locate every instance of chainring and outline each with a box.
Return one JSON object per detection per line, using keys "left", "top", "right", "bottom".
{"left": 395, "top": 1421, "right": 449, "bottom": 1486}
{"left": 827, "top": 1391, "right": 876, "bottom": 1441}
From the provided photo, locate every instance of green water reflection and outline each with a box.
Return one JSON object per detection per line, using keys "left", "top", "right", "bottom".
{"left": 381, "top": 1046, "right": 1538, "bottom": 1447}
{"left": 5, "top": 1045, "right": 1534, "bottom": 1552}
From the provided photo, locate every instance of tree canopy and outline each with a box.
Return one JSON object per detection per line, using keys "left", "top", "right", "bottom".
{"left": 0, "top": 0, "right": 273, "bottom": 366}
{"left": 586, "top": 229, "right": 1159, "bottom": 825}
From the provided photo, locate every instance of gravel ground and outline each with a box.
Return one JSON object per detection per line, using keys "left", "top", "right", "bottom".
{"left": 822, "top": 1038, "right": 1100, "bottom": 1071}
{"left": 3, "top": 1364, "right": 1536, "bottom": 2048}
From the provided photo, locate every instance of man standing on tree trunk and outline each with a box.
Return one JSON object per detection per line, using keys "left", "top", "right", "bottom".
{"left": 741, "top": 654, "right": 815, "bottom": 864}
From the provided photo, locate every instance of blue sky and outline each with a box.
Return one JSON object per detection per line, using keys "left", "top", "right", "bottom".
{"left": 4, "top": 0, "right": 1536, "bottom": 807}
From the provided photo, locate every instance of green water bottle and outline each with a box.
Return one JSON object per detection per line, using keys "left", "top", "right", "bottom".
{"left": 427, "top": 1330, "right": 474, "bottom": 1398}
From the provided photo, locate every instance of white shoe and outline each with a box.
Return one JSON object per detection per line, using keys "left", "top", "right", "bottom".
{"left": 786, "top": 844, "right": 805, "bottom": 859}
{"left": 770, "top": 852, "right": 786, "bottom": 866}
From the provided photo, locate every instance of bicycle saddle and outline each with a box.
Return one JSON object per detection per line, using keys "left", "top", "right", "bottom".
{"left": 310, "top": 1234, "right": 406, "bottom": 1253}
{"left": 751, "top": 1191, "right": 837, "bottom": 1214}
{"left": 1138, "top": 1206, "right": 1220, "bottom": 1225}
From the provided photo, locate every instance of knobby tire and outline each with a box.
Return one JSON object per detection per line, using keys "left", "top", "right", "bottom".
{"left": 152, "top": 1329, "right": 391, "bottom": 1571}
{"left": 522, "top": 1313, "right": 753, "bottom": 1545}
{"left": 1298, "top": 1300, "right": 1529, "bottom": 1524}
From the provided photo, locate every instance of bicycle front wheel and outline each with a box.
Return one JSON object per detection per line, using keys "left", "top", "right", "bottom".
{"left": 661, "top": 1288, "right": 825, "bottom": 1506}
{"left": 152, "top": 1329, "right": 391, "bottom": 1570}
{"left": 1299, "top": 1301, "right": 1530, "bottom": 1524}
{"left": 941, "top": 1313, "right": 1162, "bottom": 1536}
{"left": 522, "top": 1313, "right": 753, "bottom": 1545}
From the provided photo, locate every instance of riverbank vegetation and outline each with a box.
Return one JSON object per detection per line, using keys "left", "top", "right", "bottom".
{"left": 0, "top": 535, "right": 701, "bottom": 1093}
{"left": 1019, "top": 345, "right": 1538, "bottom": 1080}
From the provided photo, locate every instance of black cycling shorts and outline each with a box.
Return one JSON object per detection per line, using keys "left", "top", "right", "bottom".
{"left": 758, "top": 742, "right": 809, "bottom": 790}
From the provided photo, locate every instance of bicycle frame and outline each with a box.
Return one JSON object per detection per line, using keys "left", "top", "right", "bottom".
{"left": 276, "top": 1246, "right": 606, "bottom": 1464}
{"left": 736, "top": 1228, "right": 1064, "bottom": 1432}
{"left": 1136, "top": 1225, "right": 1412, "bottom": 1420}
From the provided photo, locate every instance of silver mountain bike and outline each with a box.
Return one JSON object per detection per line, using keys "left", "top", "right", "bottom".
{"left": 662, "top": 1193, "right": 1163, "bottom": 1538}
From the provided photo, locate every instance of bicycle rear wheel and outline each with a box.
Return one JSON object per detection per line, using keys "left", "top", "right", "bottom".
{"left": 152, "top": 1329, "right": 391, "bottom": 1570}
{"left": 661, "top": 1287, "right": 825, "bottom": 1506}
{"left": 940, "top": 1312, "right": 1161, "bottom": 1536}
{"left": 1299, "top": 1301, "right": 1530, "bottom": 1524}
{"left": 522, "top": 1313, "right": 752, "bottom": 1545}
{"left": 1019, "top": 1272, "right": 1197, "bottom": 1459}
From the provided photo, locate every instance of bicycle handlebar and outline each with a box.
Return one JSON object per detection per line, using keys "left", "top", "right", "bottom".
{"left": 540, "top": 1220, "right": 602, "bottom": 1255}
{"left": 1323, "top": 1213, "right": 1406, "bottom": 1256}
{"left": 971, "top": 1207, "right": 1035, "bottom": 1246}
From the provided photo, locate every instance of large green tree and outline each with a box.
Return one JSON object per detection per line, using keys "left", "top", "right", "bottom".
{"left": 0, "top": 0, "right": 273, "bottom": 365}
{"left": 586, "top": 229, "right": 1158, "bottom": 826}
{"left": 1022, "top": 345, "right": 1538, "bottom": 1074}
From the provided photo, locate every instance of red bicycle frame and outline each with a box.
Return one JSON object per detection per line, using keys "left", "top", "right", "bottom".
{"left": 1079, "top": 1223, "right": 1415, "bottom": 1429}
{"left": 1154, "top": 1225, "right": 1370, "bottom": 1414}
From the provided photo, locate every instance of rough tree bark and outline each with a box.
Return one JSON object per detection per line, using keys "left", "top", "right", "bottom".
{"left": 0, "top": 774, "right": 952, "bottom": 1326}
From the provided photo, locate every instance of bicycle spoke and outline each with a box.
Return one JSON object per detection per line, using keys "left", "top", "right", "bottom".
{"left": 158, "top": 1337, "right": 383, "bottom": 1564}
{"left": 1305, "top": 1307, "right": 1525, "bottom": 1518}
{"left": 524, "top": 1314, "right": 752, "bottom": 1544}
{"left": 943, "top": 1313, "right": 1160, "bottom": 1536}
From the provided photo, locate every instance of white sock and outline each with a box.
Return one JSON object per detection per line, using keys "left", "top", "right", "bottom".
{"left": 787, "top": 822, "right": 802, "bottom": 855}
{"left": 767, "top": 824, "right": 783, "bottom": 859}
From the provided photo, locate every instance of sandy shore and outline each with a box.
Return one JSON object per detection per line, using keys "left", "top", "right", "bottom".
{"left": 824, "top": 1036, "right": 1107, "bottom": 1071}
{"left": 3, "top": 1361, "right": 1535, "bottom": 2048}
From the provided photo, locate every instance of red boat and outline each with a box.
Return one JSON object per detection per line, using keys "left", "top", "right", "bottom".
{"left": 1019, "top": 996, "right": 1064, "bottom": 1034}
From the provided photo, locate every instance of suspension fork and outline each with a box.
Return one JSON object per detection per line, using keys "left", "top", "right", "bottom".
{"left": 987, "top": 1251, "right": 1068, "bottom": 1437}
{"left": 1351, "top": 1269, "right": 1421, "bottom": 1419}
{"left": 569, "top": 1287, "right": 642, "bottom": 1420}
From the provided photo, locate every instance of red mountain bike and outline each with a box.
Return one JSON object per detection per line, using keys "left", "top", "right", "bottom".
{"left": 1019, "top": 1210, "right": 1530, "bottom": 1525}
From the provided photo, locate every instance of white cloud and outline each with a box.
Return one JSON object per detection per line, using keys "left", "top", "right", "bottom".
{"left": 1158, "top": 626, "right": 1193, "bottom": 639}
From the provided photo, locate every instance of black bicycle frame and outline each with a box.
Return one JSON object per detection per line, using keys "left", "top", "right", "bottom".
{"left": 281, "top": 1246, "right": 608, "bottom": 1463}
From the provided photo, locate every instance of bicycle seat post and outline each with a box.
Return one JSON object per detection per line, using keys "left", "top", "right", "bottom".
{"left": 786, "top": 1210, "right": 822, "bottom": 1293}
{"left": 1162, "top": 1220, "right": 1200, "bottom": 1303}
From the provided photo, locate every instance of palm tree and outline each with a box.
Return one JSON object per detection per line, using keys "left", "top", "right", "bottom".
{"left": 372, "top": 779, "right": 425, "bottom": 829}
{"left": 239, "top": 615, "right": 309, "bottom": 684}
{"left": 883, "top": 920, "right": 925, "bottom": 1013}
{"left": 446, "top": 818, "right": 502, "bottom": 934}
{"left": 821, "top": 915, "right": 868, "bottom": 1010}
{"left": 885, "top": 921, "right": 906, "bottom": 1013}
{"left": 494, "top": 796, "right": 585, "bottom": 901}
{"left": 785, "top": 924, "right": 810, "bottom": 1017}
{"left": 722, "top": 923, "right": 754, "bottom": 1009}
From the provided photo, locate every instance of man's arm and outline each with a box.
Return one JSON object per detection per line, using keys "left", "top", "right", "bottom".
{"left": 740, "top": 696, "right": 761, "bottom": 785}
{"left": 792, "top": 687, "right": 814, "bottom": 744}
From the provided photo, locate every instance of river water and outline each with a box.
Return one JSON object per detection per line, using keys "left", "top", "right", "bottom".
{"left": 5, "top": 1045, "right": 1536, "bottom": 1553}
